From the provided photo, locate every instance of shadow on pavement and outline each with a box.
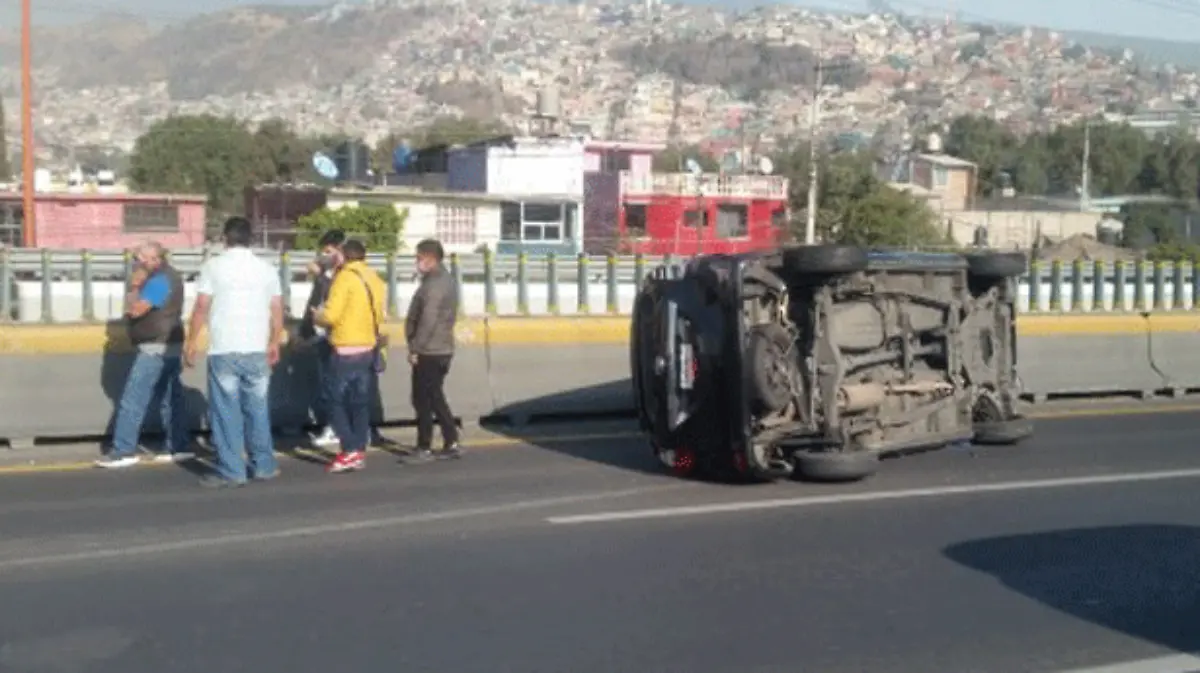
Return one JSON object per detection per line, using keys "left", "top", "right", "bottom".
{"left": 480, "top": 378, "right": 661, "bottom": 475}
{"left": 99, "top": 321, "right": 208, "bottom": 453}
{"left": 944, "top": 524, "right": 1200, "bottom": 655}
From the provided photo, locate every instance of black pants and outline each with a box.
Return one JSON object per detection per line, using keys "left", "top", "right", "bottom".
{"left": 412, "top": 354, "right": 458, "bottom": 449}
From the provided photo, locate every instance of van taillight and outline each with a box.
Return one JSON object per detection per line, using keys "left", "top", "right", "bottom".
{"left": 672, "top": 448, "right": 695, "bottom": 475}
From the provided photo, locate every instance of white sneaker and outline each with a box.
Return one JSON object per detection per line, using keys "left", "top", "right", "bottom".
{"left": 149, "top": 452, "right": 196, "bottom": 464}
{"left": 95, "top": 455, "right": 140, "bottom": 469}
{"left": 310, "top": 426, "right": 339, "bottom": 448}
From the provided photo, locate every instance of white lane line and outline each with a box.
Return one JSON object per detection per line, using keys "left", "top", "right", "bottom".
{"left": 1052, "top": 653, "right": 1200, "bottom": 672}
{"left": 545, "top": 468, "right": 1200, "bottom": 525}
{"left": 0, "top": 485, "right": 683, "bottom": 573}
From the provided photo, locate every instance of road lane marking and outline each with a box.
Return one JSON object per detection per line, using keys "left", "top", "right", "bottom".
{"left": 0, "top": 484, "right": 686, "bottom": 573}
{"left": 1052, "top": 654, "right": 1200, "bottom": 672}
{"left": 545, "top": 468, "right": 1200, "bottom": 525}
{"left": 3, "top": 400, "right": 1200, "bottom": 477}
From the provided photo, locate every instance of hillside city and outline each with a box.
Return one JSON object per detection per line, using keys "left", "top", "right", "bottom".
{"left": 1, "top": 0, "right": 1197, "bottom": 167}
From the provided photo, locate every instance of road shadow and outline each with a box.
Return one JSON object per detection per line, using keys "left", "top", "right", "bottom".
{"left": 943, "top": 524, "right": 1200, "bottom": 655}
{"left": 99, "top": 320, "right": 208, "bottom": 455}
{"left": 480, "top": 378, "right": 661, "bottom": 475}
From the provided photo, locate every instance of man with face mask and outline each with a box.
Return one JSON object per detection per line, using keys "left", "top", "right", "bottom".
{"left": 301, "top": 229, "right": 346, "bottom": 448}
{"left": 401, "top": 238, "right": 462, "bottom": 464}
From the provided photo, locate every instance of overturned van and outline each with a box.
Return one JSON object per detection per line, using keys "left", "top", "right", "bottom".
{"left": 630, "top": 245, "right": 1032, "bottom": 484}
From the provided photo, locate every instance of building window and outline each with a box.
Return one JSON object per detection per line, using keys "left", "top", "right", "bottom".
{"left": 435, "top": 204, "right": 477, "bottom": 245}
{"left": 933, "top": 165, "right": 949, "bottom": 187}
{"left": 501, "top": 202, "right": 522, "bottom": 240}
{"left": 684, "top": 208, "right": 707, "bottom": 229}
{"left": 625, "top": 204, "right": 648, "bottom": 238}
{"left": 499, "top": 201, "right": 574, "bottom": 242}
{"left": 715, "top": 204, "right": 748, "bottom": 238}
{"left": 123, "top": 203, "right": 180, "bottom": 233}
{"left": 602, "top": 152, "right": 631, "bottom": 173}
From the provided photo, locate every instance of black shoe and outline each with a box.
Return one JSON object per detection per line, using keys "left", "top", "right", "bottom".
{"left": 199, "top": 474, "right": 246, "bottom": 489}
{"left": 436, "top": 443, "right": 463, "bottom": 460}
{"left": 401, "top": 448, "right": 436, "bottom": 464}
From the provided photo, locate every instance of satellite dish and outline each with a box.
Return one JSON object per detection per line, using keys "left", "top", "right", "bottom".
{"left": 719, "top": 151, "right": 741, "bottom": 173}
{"left": 757, "top": 156, "right": 774, "bottom": 175}
{"left": 392, "top": 142, "right": 413, "bottom": 173}
{"left": 312, "top": 151, "right": 339, "bottom": 180}
{"left": 685, "top": 158, "right": 703, "bottom": 175}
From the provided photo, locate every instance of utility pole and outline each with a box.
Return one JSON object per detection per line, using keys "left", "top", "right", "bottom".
{"left": 804, "top": 59, "right": 825, "bottom": 245}
{"left": 20, "top": 0, "right": 35, "bottom": 246}
{"left": 1080, "top": 121, "right": 1091, "bottom": 212}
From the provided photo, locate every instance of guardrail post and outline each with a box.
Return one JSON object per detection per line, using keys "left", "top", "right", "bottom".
{"left": 1026, "top": 260, "right": 1040, "bottom": 312}
{"left": 1192, "top": 261, "right": 1200, "bottom": 311}
{"left": 1153, "top": 261, "right": 1166, "bottom": 311}
{"left": 450, "top": 253, "right": 464, "bottom": 318}
{"left": 576, "top": 253, "right": 589, "bottom": 315}
{"left": 634, "top": 253, "right": 646, "bottom": 289}
{"left": 1070, "top": 259, "right": 1084, "bottom": 312}
{"left": 483, "top": 248, "right": 497, "bottom": 316}
{"left": 1173, "top": 260, "right": 1186, "bottom": 310}
{"left": 40, "top": 249, "right": 53, "bottom": 323}
{"left": 517, "top": 252, "right": 529, "bottom": 316}
{"left": 278, "top": 251, "right": 291, "bottom": 317}
{"left": 0, "top": 246, "right": 11, "bottom": 322}
{"left": 547, "top": 253, "right": 560, "bottom": 316}
{"left": 606, "top": 254, "right": 619, "bottom": 314}
{"left": 1113, "top": 261, "right": 1127, "bottom": 311}
{"left": 385, "top": 251, "right": 399, "bottom": 319}
{"left": 1092, "top": 260, "right": 1106, "bottom": 312}
{"left": 123, "top": 249, "right": 134, "bottom": 284}
{"left": 81, "top": 250, "right": 95, "bottom": 322}
{"left": 1048, "top": 260, "right": 1062, "bottom": 312}
{"left": 1134, "top": 261, "right": 1148, "bottom": 311}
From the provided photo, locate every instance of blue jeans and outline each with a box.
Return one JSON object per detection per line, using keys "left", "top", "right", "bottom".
{"left": 329, "top": 352, "right": 373, "bottom": 453}
{"left": 314, "top": 340, "right": 336, "bottom": 426}
{"left": 110, "top": 350, "right": 189, "bottom": 457}
{"left": 207, "top": 353, "right": 278, "bottom": 482}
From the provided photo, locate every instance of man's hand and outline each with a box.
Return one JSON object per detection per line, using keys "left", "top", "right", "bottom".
{"left": 267, "top": 342, "right": 281, "bottom": 368}
{"left": 407, "top": 353, "right": 418, "bottom": 366}
{"left": 129, "top": 267, "right": 148, "bottom": 288}
{"left": 184, "top": 342, "right": 198, "bottom": 369}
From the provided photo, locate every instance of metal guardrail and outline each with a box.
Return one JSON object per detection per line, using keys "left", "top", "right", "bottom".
{"left": 3, "top": 249, "right": 1200, "bottom": 322}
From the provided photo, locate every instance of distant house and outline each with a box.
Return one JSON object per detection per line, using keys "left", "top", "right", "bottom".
{"left": 0, "top": 191, "right": 207, "bottom": 250}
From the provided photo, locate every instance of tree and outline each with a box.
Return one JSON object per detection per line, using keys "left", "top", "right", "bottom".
{"left": 372, "top": 116, "right": 511, "bottom": 171}
{"left": 254, "top": 118, "right": 321, "bottom": 183}
{"left": 295, "top": 204, "right": 407, "bottom": 253}
{"left": 652, "top": 144, "right": 719, "bottom": 172}
{"left": 128, "top": 114, "right": 270, "bottom": 215}
{"left": 0, "top": 97, "right": 10, "bottom": 182}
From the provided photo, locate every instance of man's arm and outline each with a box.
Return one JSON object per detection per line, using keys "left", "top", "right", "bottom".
{"left": 315, "top": 273, "right": 349, "bottom": 329}
{"left": 184, "top": 263, "right": 214, "bottom": 366}
{"left": 126, "top": 273, "right": 170, "bottom": 319}
{"left": 409, "top": 277, "right": 447, "bottom": 353}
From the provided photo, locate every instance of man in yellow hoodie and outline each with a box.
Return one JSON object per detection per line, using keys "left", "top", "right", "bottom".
{"left": 312, "top": 238, "right": 386, "bottom": 473}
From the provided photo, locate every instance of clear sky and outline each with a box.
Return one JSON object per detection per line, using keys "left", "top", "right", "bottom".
{"left": 14, "top": 0, "right": 1200, "bottom": 44}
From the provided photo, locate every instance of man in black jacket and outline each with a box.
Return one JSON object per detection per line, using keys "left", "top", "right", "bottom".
{"left": 301, "top": 229, "right": 346, "bottom": 448}
{"left": 96, "top": 241, "right": 192, "bottom": 468}
{"left": 402, "top": 238, "right": 462, "bottom": 463}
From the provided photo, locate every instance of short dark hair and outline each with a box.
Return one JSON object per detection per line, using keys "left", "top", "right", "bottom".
{"left": 223, "top": 217, "right": 253, "bottom": 247}
{"left": 341, "top": 239, "right": 367, "bottom": 261}
{"left": 318, "top": 229, "right": 346, "bottom": 249}
{"left": 415, "top": 238, "right": 444, "bottom": 262}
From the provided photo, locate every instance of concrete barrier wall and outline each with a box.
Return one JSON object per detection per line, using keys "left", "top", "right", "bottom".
{"left": 1, "top": 313, "right": 1198, "bottom": 445}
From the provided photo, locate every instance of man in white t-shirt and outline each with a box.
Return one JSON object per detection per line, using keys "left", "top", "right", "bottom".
{"left": 185, "top": 217, "right": 284, "bottom": 489}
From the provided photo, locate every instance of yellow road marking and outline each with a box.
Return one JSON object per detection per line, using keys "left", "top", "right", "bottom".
{"left": 2, "top": 402, "right": 1200, "bottom": 477}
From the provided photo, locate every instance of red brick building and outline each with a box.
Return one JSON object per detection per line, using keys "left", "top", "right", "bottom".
{"left": 0, "top": 192, "right": 207, "bottom": 249}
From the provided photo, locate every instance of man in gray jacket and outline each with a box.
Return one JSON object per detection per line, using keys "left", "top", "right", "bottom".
{"left": 403, "top": 238, "right": 461, "bottom": 463}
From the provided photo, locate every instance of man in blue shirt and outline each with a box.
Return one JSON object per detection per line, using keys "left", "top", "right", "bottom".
{"left": 96, "top": 241, "right": 193, "bottom": 468}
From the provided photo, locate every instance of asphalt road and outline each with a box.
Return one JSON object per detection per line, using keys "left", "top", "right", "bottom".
{"left": 3, "top": 411, "right": 1200, "bottom": 673}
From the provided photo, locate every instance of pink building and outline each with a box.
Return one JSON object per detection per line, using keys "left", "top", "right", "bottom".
{"left": 0, "top": 192, "right": 207, "bottom": 249}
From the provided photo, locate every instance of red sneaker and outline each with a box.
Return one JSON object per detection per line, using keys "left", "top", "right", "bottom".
{"left": 327, "top": 450, "right": 365, "bottom": 474}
